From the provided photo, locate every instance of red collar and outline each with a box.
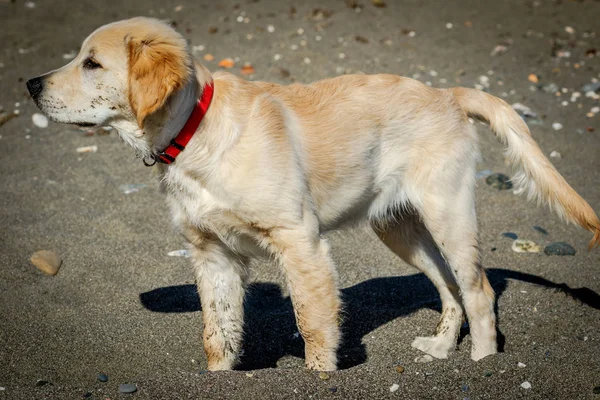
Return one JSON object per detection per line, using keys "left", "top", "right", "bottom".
{"left": 152, "top": 81, "right": 214, "bottom": 165}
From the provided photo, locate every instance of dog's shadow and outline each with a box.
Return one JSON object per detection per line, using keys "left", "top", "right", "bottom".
{"left": 139, "top": 268, "right": 600, "bottom": 370}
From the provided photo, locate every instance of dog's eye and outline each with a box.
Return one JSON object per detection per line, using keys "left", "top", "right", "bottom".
{"left": 83, "top": 58, "right": 102, "bottom": 70}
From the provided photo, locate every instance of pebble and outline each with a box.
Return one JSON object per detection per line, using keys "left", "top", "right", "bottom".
{"left": 414, "top": 355, "right": 434, "bottom": 363}
{"left": 32, "top": 113, "right": 48, "bottom": 128}
{"left": 593, "top": 386, "right": 600, "bottom": 394}
{"left": 35, "top": 379, "right": 50, "bottom": 387}
{"left": 30, "top": 250, "right": 62, "bottom": 275}
{"left": 544, "top": 242, "right": 576, "bottom": 256}
{"left": 119, "top": 383, "right": 137, "bottom": 394}
{"left": 83, "top": 392, "right": 92, "bottom": 398}
{"left": 552, "top": 122, "right": 563, "bottom": 131}
{"left": 533, "top": 226, "right": 548, "bottom": 235}
{"left": 518, "top": 362, "right": 526, "bottom": 368}
{"left": 512, "top": 239, "right": 541, "bottom": 253}
{"left": 484, "top": 371, "right": 493, "bottom": 377}
{"left": 581, "top": 82, "right": 600, "bottom": 93}
{"left": 520, "top": 381, "right": 532, "bottom": 390}
{"left": 502, "top": 232, "right": 518, "bottom": 240}
{"left": 390, "top": 383, "right": 400, "bottom": 392}
{"left": 97, "top": 373, "right": 108, "bottom": 382}
{"left": 511, "top": 103, "right": 537, "bottom": 119}
{"left": 318, "top": 372, "right": 330, "bottom": 380}
{"left": 549, "top": 151, "right": 562, "bottom": 159}
{"left": 485, "top": 173, "right": 513, "bottom": 190}
{"left": 395, "top": 365, "right": 405, "bottom": 374}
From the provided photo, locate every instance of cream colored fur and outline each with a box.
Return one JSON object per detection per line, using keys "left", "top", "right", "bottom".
{"left": 29, "top": 17, "right": 600, "bottom": 371}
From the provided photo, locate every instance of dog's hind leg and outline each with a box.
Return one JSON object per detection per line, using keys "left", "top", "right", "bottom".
{"left": 373, "top": 213, "right": 464, "bottom": 359}
{"left": 413, "top": 168, "right": 497, "bottom": 361}
{"left": 185, "top": 229, "right": 249, "bottom": 371}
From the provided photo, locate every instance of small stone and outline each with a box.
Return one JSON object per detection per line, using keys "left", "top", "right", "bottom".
{"left": 119, "top": 383, "right": 137, "bottom": 394}
{"left": 486, "top": 173, "right": 513, "bottom": 190}
{"left": 32, "top": 113, "right": 48, "bottom": 128}
{"left": 97, "top": 374, "right": 108, "bottom": 382}
{"left": 35, "top": 379, "right": 50, "bottom": 387}
{"left": 518, "top": 362, "right": 526, "bottom": 368}
{"left": 533, "top": 226, "right": 548, "bottom": 235}
{"left": 581, "top": 82, "right": 600, "bottom": 93}
{"left": 544, "top": 242, "right": 576, "bottom": 256}
{"left": 528, "top": 74, "right": 539, "bottom": 83}
{"left": 520, "top": 381, "right": 532, "bottom": 390}
{"left": 245, "top": 372, "right": 253, "bottom": 377}
{"left": 512, "top": 239, "right": 541, "bottom": 253}
{"left": 502, "top": 232, "right": 518, "bottom": 240}
{"left": 329, "top": 387, "right": 338, "bottom": 393}
{"left": 414, "top": 355, "right": 434, "bottom": 363}
{"left": 319, "top": 372, "right": 330, "bottom": 380}
{"left": 390, "top": 383, "right": 400, "bottom": 393}
{"left": 82, "top": 392, "right": 92, "bottom": 398}
{"left": 395, "top": 365, "right": 405, "bottom": 374}
{"left": 549, "top": 151, "right": 562, "bottom": 159}
{"left": 30, "top": 250, "right": 62, "bottom": 275}
{"left": 552, "top": 122, "right": 563, "bottom": 131}
{"left": 484, "top": 371, "right": 493, "bottom": 377}
{"left": 564, "top": 26, "right": 575, "bottom": 35}
{"left": 593, "top": 386, "right": 600, "bottom": 394}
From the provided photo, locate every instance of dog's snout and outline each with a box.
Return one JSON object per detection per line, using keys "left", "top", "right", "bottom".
{"left": 26, "top": 77, "right": 44, "bottom": 99}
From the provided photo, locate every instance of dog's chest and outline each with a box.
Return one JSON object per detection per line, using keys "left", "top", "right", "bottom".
{"left": 163, "top": 166, "right": 258, "bottom": 248}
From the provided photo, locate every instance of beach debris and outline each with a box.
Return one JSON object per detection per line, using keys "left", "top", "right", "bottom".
{"left": 544, "top": 242, "right": 576, "bottom": 256}
{"left": 76, "top": 145, "right": 98, "bottom": 153}
{"left": 485, "top": 173, "right": 513, "bottom": 190}
{"left": 30, "top": 250, "right": 62, "bottom": 275}
{"left": 0, "top": 110, "right": 19, "bottom": 127}
{"left": 371, "top": 0, "right": 387, "bottom": 8}
{"left": 241, "top": 63, "right": 255, "bottom": 75}
{"left": 490, "top": 45, "right": 508, "bottom": 56}
{"left": 32, "top": 113, "right": 48, "bottom": 128}
{"left": 218, "top": 58, "right": 235, "bottom": 68}
{"left": 167, "top": 249, "right": 190, "bottom": 257}
{"left": 512, "top": 239, "right": 542, "bottom": 253}
{"left": 119, "top": 183, "right": 147, "bottom": 194}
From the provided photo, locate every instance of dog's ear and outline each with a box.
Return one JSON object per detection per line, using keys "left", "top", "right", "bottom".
{"left": 127, "top": 35, "right": 192, "bottom": 128}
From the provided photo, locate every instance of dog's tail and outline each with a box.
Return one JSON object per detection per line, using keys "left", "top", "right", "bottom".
{"left": 450, "top": 87, "right": 600, "bottom": 249}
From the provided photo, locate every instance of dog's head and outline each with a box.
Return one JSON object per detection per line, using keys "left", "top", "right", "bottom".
{"left": 27, "top": 17, "right": 197, "bottom": 135}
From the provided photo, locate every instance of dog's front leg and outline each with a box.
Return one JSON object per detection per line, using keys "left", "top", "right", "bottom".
{"left": 186, "top": 230, "right": 248, "bottom": 371}
{"left": 269, "top": 226, "right": 341, "bottom": 371}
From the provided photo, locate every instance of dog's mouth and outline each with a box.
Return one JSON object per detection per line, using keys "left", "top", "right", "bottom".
{"left": 74, "top": 122, "right": 97, "bottom": 128}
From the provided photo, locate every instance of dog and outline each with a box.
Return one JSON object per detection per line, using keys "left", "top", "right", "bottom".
{"left": 27, "top": 17, "right": 600, "bottom": 371}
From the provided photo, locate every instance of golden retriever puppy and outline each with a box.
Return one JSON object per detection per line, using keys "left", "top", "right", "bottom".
{"left": 27, "top": 17, "right": 599, "bottom": 371}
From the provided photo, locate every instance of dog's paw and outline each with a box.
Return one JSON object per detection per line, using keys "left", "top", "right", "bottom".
{"left": 411, "top": 336, "right": 453, "bottom": 359}
{"left": 470, "top": 345, "right": 497, "bottom": 361}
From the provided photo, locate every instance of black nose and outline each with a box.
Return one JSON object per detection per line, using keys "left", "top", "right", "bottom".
{"left": 26, "top": 77, "right": 44, "bottom": 99}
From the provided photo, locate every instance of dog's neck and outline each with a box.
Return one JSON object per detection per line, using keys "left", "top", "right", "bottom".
{"left": 152, "top": 80, "right": 199, "bottom": 153}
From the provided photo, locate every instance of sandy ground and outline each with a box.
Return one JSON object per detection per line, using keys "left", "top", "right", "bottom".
{"left": 1, "top": 0, "right": 599, "bottom": 398}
